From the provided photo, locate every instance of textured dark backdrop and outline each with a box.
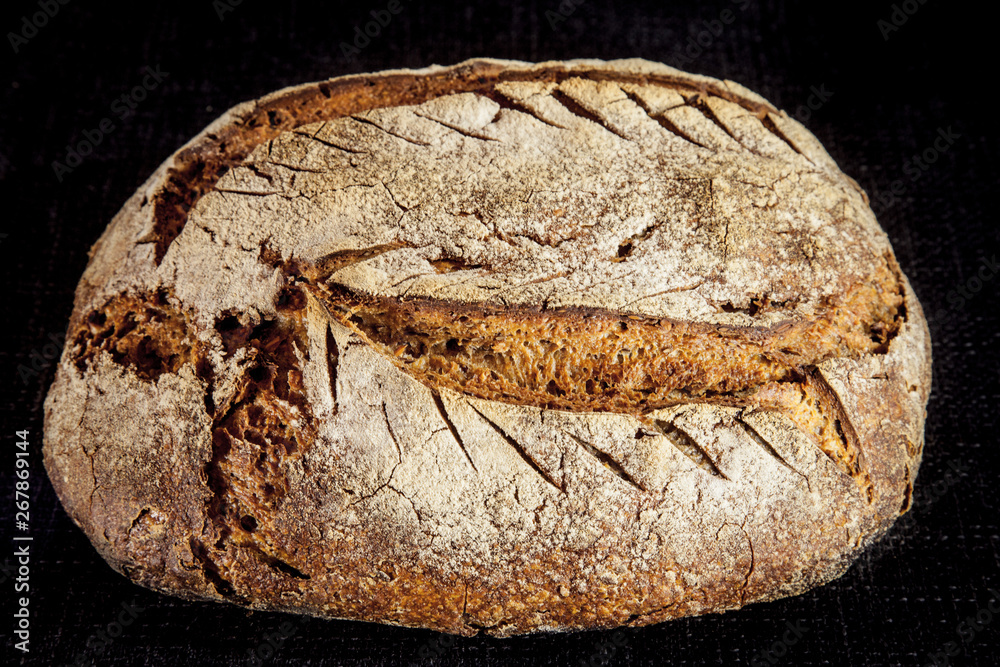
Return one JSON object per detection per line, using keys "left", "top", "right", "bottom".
{"left": 1, "top": 0, "right": 997, "bottom": 665}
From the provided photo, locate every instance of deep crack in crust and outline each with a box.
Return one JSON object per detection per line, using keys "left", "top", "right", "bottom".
{"left": 43, "top": 58, "right": 932, "bottom": 636}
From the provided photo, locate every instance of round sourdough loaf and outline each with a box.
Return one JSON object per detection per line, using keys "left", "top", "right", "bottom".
{"left": 43, "top": 58, "right": 932, "bottom": 636}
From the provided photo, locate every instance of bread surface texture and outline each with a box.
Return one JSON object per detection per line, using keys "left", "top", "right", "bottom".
{"left": 43, "top": 58, "right": 932, "bottom": 636}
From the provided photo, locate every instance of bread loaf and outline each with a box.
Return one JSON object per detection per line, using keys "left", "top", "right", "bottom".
{"left": 43, "top": 58, "right": 932, "bottom": 636}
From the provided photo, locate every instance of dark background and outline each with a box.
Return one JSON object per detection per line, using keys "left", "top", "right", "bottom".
{"left": 1, "top": 0, "right": 997, "bottom": 665}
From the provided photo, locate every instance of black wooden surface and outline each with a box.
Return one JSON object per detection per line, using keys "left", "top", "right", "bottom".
{"left": 1, "top": 0, "right": 998, "bottom": 665}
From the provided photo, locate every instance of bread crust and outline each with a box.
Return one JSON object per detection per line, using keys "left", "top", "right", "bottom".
{"left": 43, "top": 58, "right": 931, "bottom": 636}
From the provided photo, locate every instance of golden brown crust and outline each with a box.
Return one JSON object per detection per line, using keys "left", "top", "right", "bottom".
{"left": 306, "top": 257, "right": 903, "bottom": 412}
{"left": 43, "top": 58, "right": 931, "bottom": 636}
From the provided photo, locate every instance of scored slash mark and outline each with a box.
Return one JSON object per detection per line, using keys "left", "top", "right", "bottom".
{"left": 293, "top": 130, "right": 367, "bottom": 155}
{"left": 686, "top": 95, "right": 750, "bottom": 152}
{"left": 646, "top": 110, "right": 711, "bottom": 150}
{"left": 651, "top": 419, "right": 728, "bottom": 480}
{"left": 261, "top": 160, "right": 326, "bottom": 174}
{"left": 350, "top": 115, "right": 432, "bottom": 147}
{"left": 735, "top": 411, "right": 808, "bottom": 482}
{"left": 468, "top": 403, "right": 566, "bottom": 494}
{"left": 432, "top": 393, "right": 479, "bottom": 473}
{"left": 550, "top": 89, "right": 632, "bottom": 141}
{"left": 760, "top": 114, "right": 810, "bottom": 162}
{"left": 543, "top": 83, "right": 797, "bottom": 163}
{"left": 485, "top": 89, "right": 567, "bottom": 130}
{"left": 620, "top": 88, "right": 708, "bottom": 150}
{"left": 558, "top": 428, "right": 646, "bottom": 492}
{"left": 413, "top": 113, "right": 500, "bottom": 142}
{"left": 805, "top": 368, "right": 866, "bottom": 482}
